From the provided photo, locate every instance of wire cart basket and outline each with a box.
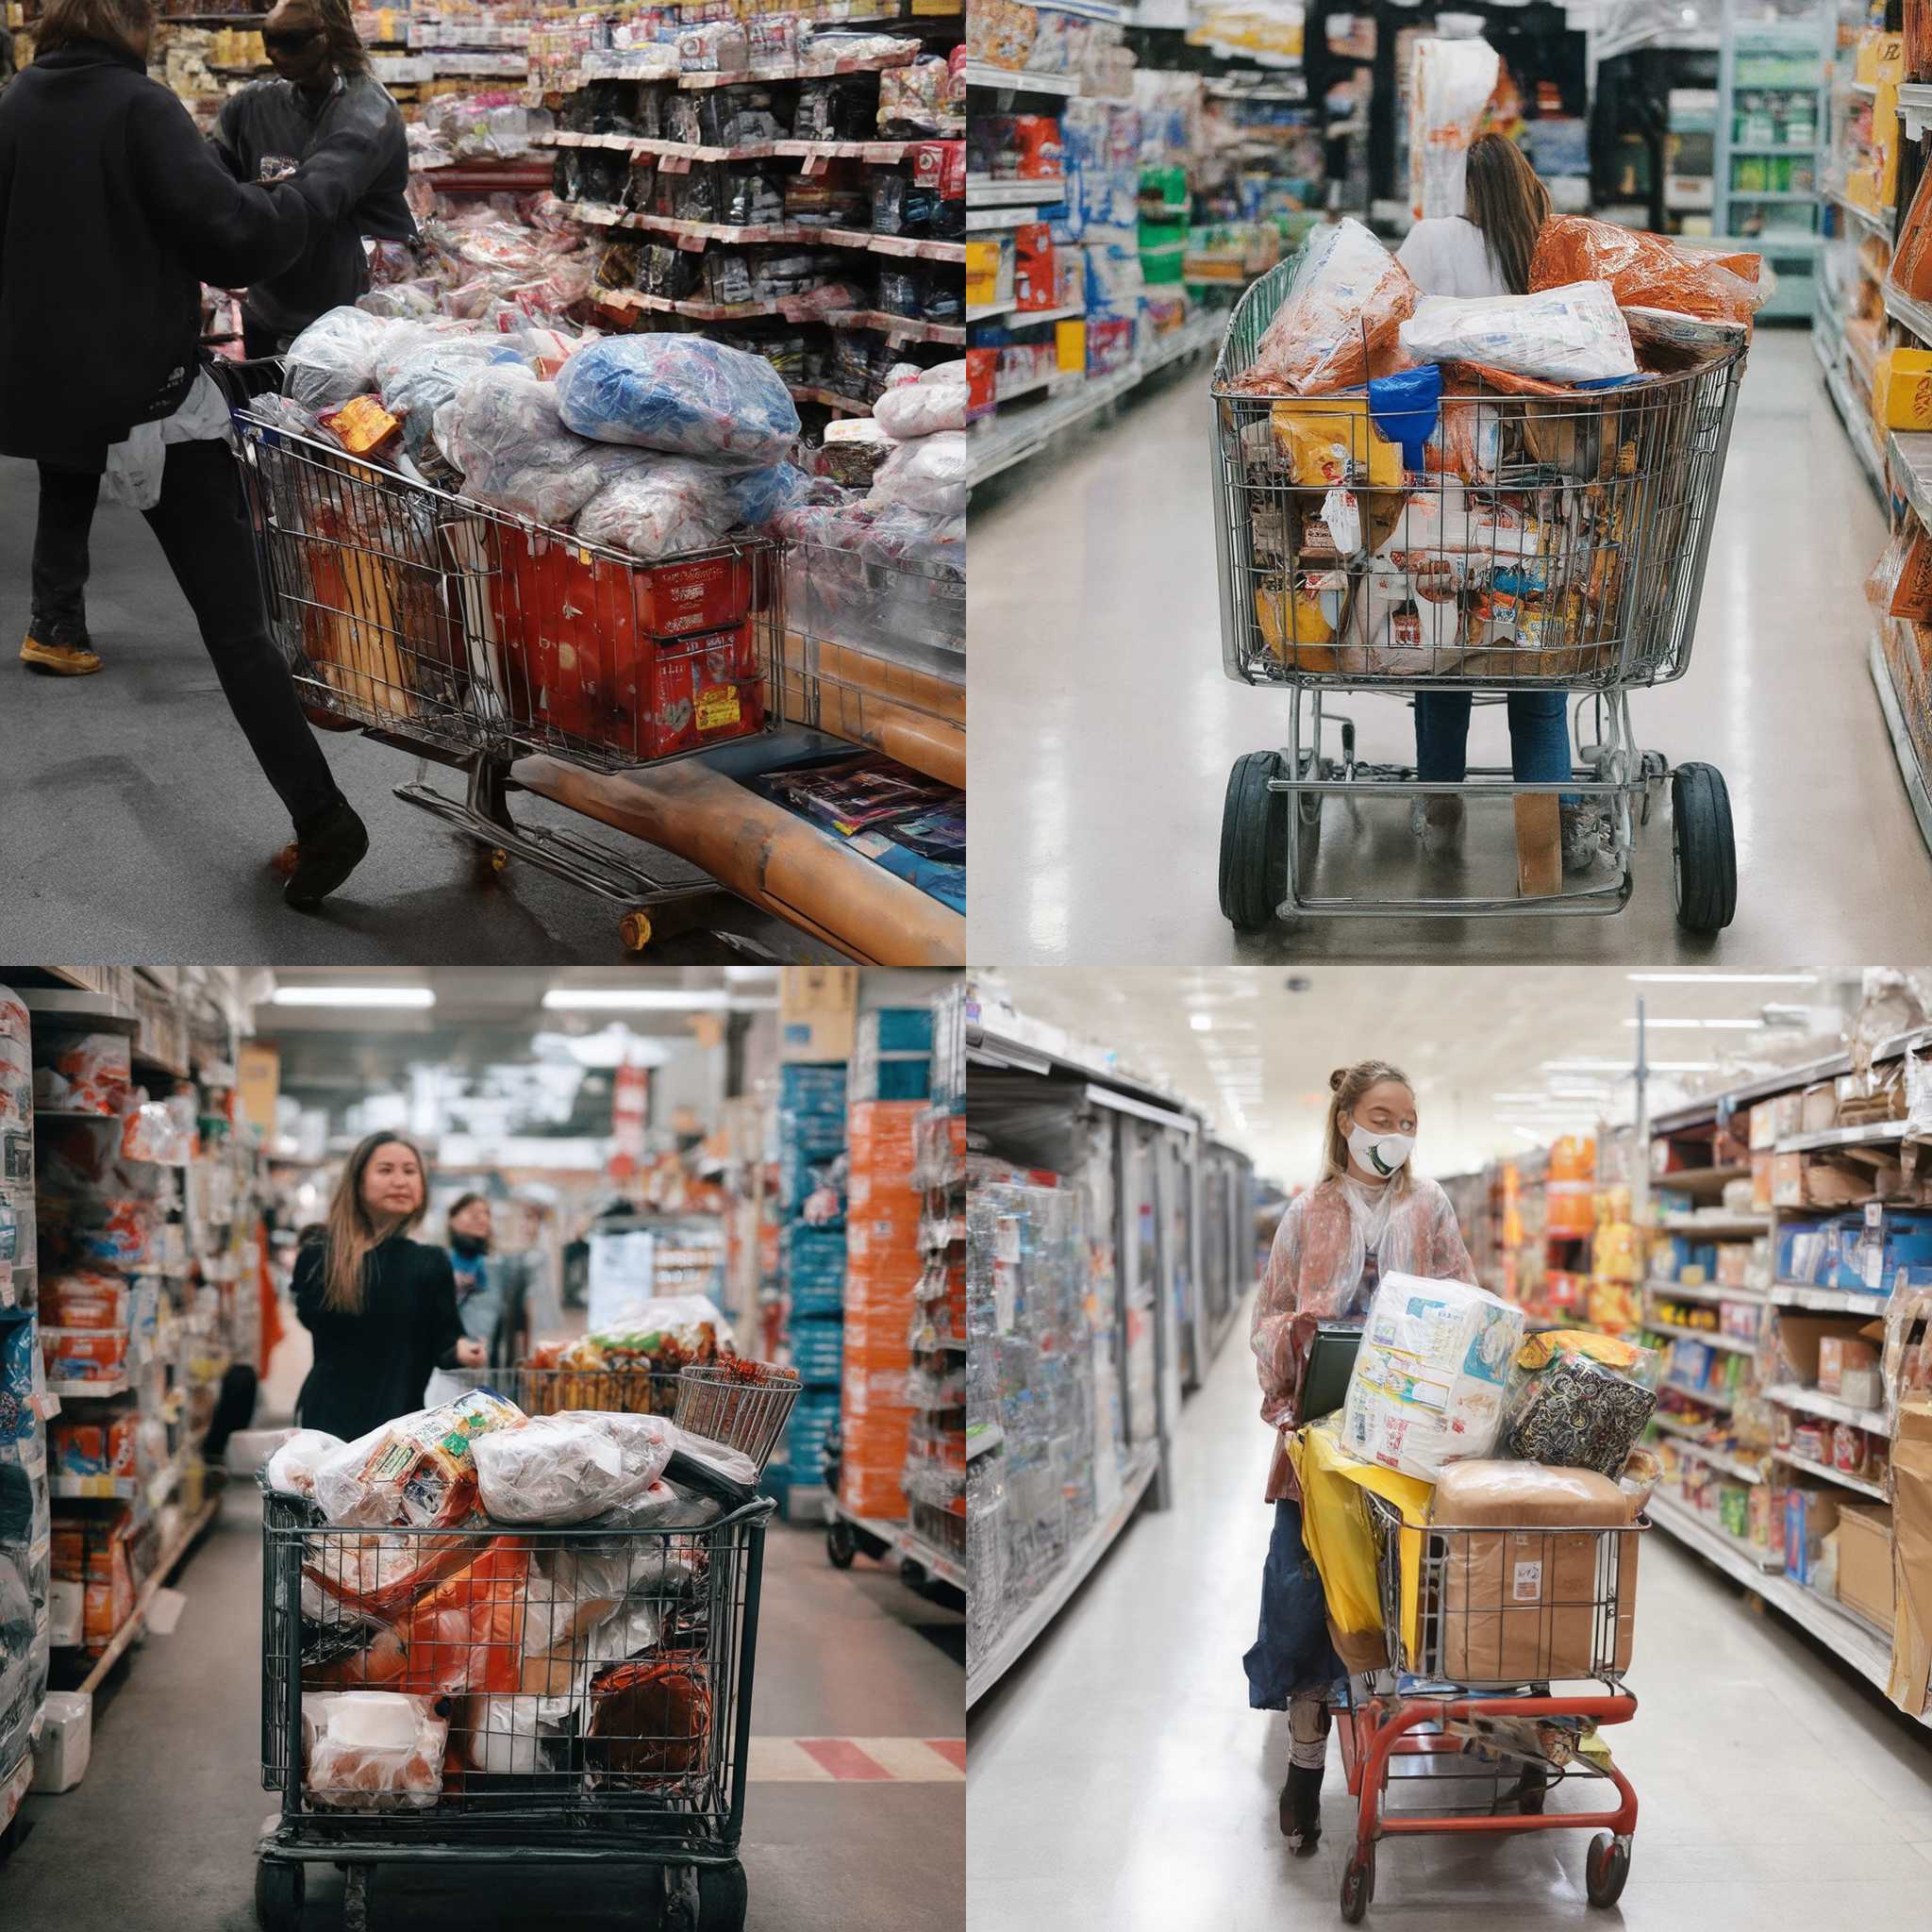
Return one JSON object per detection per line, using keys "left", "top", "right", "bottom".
{"left": 212, "top": 359, "right": 786, "bottom": 955}
{"left": 255, "top": 1366, "right": 801, "bottom": 1932}
{"left": 1330, "top": 1492, "right": 1647, "bottom": 1924}
{"left": 1208, "top": 253, "right": 1749, "bottom": 933}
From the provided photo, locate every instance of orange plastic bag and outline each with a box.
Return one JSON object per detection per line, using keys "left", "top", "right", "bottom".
{"left": 1237, "top": 217, "right": 1417, "bottom": 396}
{"left": 1894, "top": 163, "right": 1932, "bottom": 302}
{"left": 1868, "top": 524, "right": 1932, "bottom": 621}
{"left": 1528, "top": 217, "right": 1762, "bottom": 326}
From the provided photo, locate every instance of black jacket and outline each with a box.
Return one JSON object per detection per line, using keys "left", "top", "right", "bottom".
{"left": 214, "top": 74, "right": 414, "bottom": 340}
{"left": 292, "top": 1232, "right": 466, "bottom": 1441}
{"left": 0, "top": 40, "right": 314, "bottom": 471}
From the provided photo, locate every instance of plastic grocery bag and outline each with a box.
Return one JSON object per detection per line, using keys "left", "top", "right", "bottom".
{"left": 438, "top": 365, "right": 630, "bottom": 526}
{"left": 284, "top": 307, "right": 408, "bottom": 412}
{"left": 665, "top": 1427, "right": 758, "bottom": 1505}
{"left": 312, "top": 1387, "right": 525, "bottom": 1529}
{"left": 1341, "top": 1271, "right": 1524, "bottom": 1481}
{"left": 874, "top": 362, "right": 969, "bottom": 439}
{"left": 1528, "top": 216, "right": 1763, "bottom": 326}
{"left": 1241, "top": 218, "right": 1418, "bottom": 397}
{"left": 725, "top": 462, "right": 819, "bottom": 529}
{"left": 554, "top": 334, "right": 799, "bottom": 467}
{"left": 1409, "top": 37, "right": 1500, "bottom": 221}
{"left": 1502, "top": 1330, "right": 1659, "bottom": 1478}
{"left": 265, "top": 1428, "right": 344, "bottom": 1501}
{"left": 303, "top": 1691, "right": 447, "bottom": 1811}
{"left": 1400, "top": 284, "right": 1638, "bottom": 384}
{"left": 472, "top": 1411, "right": 675, "bottom": 1525}
{"left": 380, "top": 339, "right": 526, "bottom": 462}
{"left": 574, "top": 457, "right": 739, "bottom": 559}
{"left": 868, "top": 431, "right": 967, "bottom": 516}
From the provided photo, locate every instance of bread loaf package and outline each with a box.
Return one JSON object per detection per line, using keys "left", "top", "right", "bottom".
{"left": 1429, "top": 1461, "right": 1640, "bottom": 1682}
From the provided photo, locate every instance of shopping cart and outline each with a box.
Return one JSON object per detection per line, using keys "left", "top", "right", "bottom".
{"left": 1209, "top": 257, "right": 1749, "bottom": 933}
{"left": 255, "top": 1364, "right": 799, "bottom": 1932}
{"left": 210, "top": 359, "right": 786, "bottom": 954}
{"left": 1332, "top": 1492, "right": 1646, "bottom": 1923}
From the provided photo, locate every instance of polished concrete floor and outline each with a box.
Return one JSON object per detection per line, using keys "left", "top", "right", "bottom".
{"left": 0, "top": 458, "right": 831, "bottom": 966}
{"left": 968, "top": 329, "right": 1932, "bottom": 964}
{"left": 967, "top": 1291, "right": 1932, "bottom": 1931}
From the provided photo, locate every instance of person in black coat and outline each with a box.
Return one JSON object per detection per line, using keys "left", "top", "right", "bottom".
{"left": 0, "top": 0, "right": 370, "bottom": 909}
{"left": 291, "top": 1131, "right": 486, "bottom": 1442}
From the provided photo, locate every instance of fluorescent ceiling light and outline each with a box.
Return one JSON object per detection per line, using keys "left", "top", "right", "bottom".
{"left": 1625, "top": 972, "right": 1817, "bottom": 985}
{"left": 542, "top": 989, "right": 732, "bottom": 1011}
{"left": 1623, "top": 1017, "right": 1763, "bottom": 1030}
{"left": 271, "top": 986, "right": 435, "bottom": 1009}
{"left": 1190, "top": 1013, "right": 1213, "bottom": 1031}
{"left": 1541, "top": 1058, "right": 1629, "bottom": 1073}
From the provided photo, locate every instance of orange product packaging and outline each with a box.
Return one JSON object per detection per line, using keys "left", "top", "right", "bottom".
{"left": 848, "top": 1101, "right": 923, "bottom": 1174}
{"left": 1237, "top": 216, "right": 1417, "bottom": 397}
{"left": 316, "top": 1541, "right": 533, "bottom": 1699}
{"left": 39, "top": 1272, "right": 130, "bottom": 1331}
{"left": 1528, "top": 216, "right": 1762, "bottom": 326}
{"left": 321, "top": 394, "right": 403, "bottom": 458}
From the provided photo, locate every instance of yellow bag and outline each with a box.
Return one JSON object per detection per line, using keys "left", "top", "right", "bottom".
{"left": 1271, "top": 395, "right": 1403, "bottom": 489}
{"left": 1288, "top": 1420, "right": 1432, "bottom": 1667}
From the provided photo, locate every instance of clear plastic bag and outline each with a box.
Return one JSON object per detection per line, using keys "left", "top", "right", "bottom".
{"left": 553, "top": 334, "right": 799, "bottom": 467}
{"left": 303, "top": 1691, "right": 448, "bottom": 1811}
{"left": 1399, "top": 283, "right": 1638, "bottom": 385}
{"left": 471, "top": 1411, "right": 675, "bottom": 1525}
{"left": 381, "top": 339, "right": 525, "bottom": 462}
{"left": 724, "top": 461, "right": 817, "bottom": 529}
{"left": 867, "top": 430, "right": 966, "bottom": 516}
{"left": 1241, "top": 219, "right": 1417, "bottom": 397}
{"left": 1529, "top": 215, "right": 1764, "bottom": 325}
{"left": 874, "top": 364, "right": 969, "bottom": 440}
{"left": 438, "top": 365, "right": 628, "bottom": 526}
{"left": 574, "top": 457, "right": 739, "bottom": 559}
{"left": 265, "top": 1428, "right": 344, "bottom": 1501}
{"left": 284, "top": 307, "right": 408, "bottom": 412}
{"left": 311, "top": 1388, "right": 525, "bottom": 1529}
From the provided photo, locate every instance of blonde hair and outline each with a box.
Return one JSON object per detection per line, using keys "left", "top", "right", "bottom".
{"left": 1321, "top": 1059, "right": 1416, "bottom": 1192}
{"left": 311, "top": 1132, "right": 428, "bottom": 1314}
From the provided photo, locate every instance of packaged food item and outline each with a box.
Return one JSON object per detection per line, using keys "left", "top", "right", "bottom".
{"left": 438, "top": 365, "right": 631, "bottom": 527}
{"left": 320, "top": 394, "right": 404, "bottom": 459}
{"left": 874, "top": 362, "right": 969, "bottom": 440}
{"left": 48, "top": 1410, "right": 137, "bottom": 1481}
{"left": 1400, "top": 284, "right": 1638, "bottom": 385}
{"left": 312, "top": 1388, "right": 526, "bottom": 1530}
{"left": 41, "top": 1327, "right": 129, "bottom": 1385}
{"left": 39, "top": 1272, "right": 129, "bottom": 1332}
{"left": 586, "top": 1650, "right": 712, "bottom": 1786}
{"left": 472, "top": 1412, "right": 676, "bottom": 1525}
{"left": 1341, "top": 1272, "right": 1524, "bottom": 1481}
{"left": 31, "top": 1031, "right": 130, "bottom": 1117}
{"left": 1528, "top": 216, "right": 1763, "bottom": 325}
{"left": 575, "top": 458, "right": 741, "bottom": 560}
{"left": 303, "top": 1691, "right": 448, "bottom": 1810}
{"left": 266, "top": 1428, "right": 345, "bottom": 1500}
{"left": 555, "top": 335, "right": 799, "bottom": 467}
{"left": 1238, "top": 219, "right": 1417, "bottom": 397}
{"left": 868, "top": 432, "right": 967, "bottom": 517}
{"left": 283, "top": 307, "right": 407, "bottom": 412}
{"left": 1504, "top": 1331, "right": 1660, "bottom": 1478}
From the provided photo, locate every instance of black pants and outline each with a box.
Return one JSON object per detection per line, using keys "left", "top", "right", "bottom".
{"left": 33, "top": 441, "right": 342, "bottom": 831}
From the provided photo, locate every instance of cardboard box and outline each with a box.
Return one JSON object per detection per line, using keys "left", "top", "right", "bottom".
{"left": 30, "top": 1691, "right": 92, "bottom": 1795}
{"left": 1751, "top": 1152, "right": 1774, "bottom": 1211}
{"left": 1786, "top": 1485, "right": 1840, "bottom": 1582}
{"left": 1819, "top": 1335, "right": 1880, "bottom": 1397}
{"left": 1777, "top": 1311, "right": 1883, "bottom": 1391}
{"left": 1441, "top": 1527, "right": 1639, "bottom": 1681}
{"left": 1749, "top": 1101, "right": 1777, "bottom": 1152}
{"left": 1874, "top": 348, "right": 1932, "bottom": 432}
{"left": 1836, "top": 1502, "right": 1895, "bottom": 1632}
{"left": 779, "top": 968, "right": 857, "bottom": 1063}
{"left": 1773, "top": 1091, "right": 1806, "bottom": 1141}
{"left": 1801, "top": 1082, "right": 1839, "bottom": 1134}
{"left": 1890, "top": 1398, "right": 1932, "bottom": 1713}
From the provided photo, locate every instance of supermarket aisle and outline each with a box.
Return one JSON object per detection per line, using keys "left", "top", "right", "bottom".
{"left": 966, "top": 1290, "right": 1932, "bottom": 1932}
{"left": 0, "top": 461, "right": 821, "bottom": 967}
{"left": 3, "top": 1495, "right": 962, "bottom": 1931}
{"left": 968, "top": 329, "right": 1932, "bottom": 963}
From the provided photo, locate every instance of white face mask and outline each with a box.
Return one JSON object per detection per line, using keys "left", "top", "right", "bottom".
{"left": 1345, "top": 1122, "right": 1414, "bottom": 1179}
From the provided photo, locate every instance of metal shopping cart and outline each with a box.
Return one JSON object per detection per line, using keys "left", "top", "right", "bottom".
{"left": 210, "top": 360, "right": 786, "bottom": 954}
{"left": 1209, "top": 259, "right": 1749, "bottom": 933}
{"left": 1332, "top": 1492, "right": 1646, "bottom": 1923}
{"left": 255, "top": 1363, "right": 798, "bottom": 1932}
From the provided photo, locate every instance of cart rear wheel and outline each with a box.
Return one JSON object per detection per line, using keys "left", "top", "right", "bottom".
{"left": 1340, "top": 1850, "right": 1374, "bottom": 1924}
{"left": 826, "top": 1518, "right": 858, "bottom": 1568}
{"left": 620, "top": 909, "right": 655, "bottom": 953}
{"left": 1585, "top": 1833, "right": 1630, "bottom": 1908}
{"left": 1219, "top": 750, "right": 1287, "bottom": 933}
{"left": 254, "top": 1858, "right": 303, "bottom": 1932}
{"left": 698, "top": 1858, "right": 748, "bottom": 1932}
{"left": 1671, "top": 761, "right": 1736, "bottom": 934}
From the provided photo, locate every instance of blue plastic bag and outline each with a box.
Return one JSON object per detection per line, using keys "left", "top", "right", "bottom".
{"left": 554, "top": 335, "right": 799, "bottom": 468}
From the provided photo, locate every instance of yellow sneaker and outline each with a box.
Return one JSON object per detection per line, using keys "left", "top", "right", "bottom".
{"left": 21, "top": 633, "right": 102, "bottom": 676}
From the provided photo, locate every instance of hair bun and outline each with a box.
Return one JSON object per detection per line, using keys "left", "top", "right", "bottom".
{"left": 1329, "top": 1067, "right": 1347, "bottom": 1092}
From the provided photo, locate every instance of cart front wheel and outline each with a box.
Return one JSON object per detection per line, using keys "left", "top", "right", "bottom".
{"left": 254, "top": 1858, "right": 304, "bottom": 1932}
{"left": 826, "top": 1519, "right": 858, "bottom": 1568}
{"left": 1219, "top": 750, "right": 1287, "bottom": 933}
{"left": 699, "top": 1858, "right": 748, "bottom": 1932}
{"left": 1586, "top": 1833, "right": 1630, "bottom": 1908}
{"left": 1671, "top": 761, "right": 1736, "bottom": 934}
{"left": 1341, "top": 1850, "right": 1374, "bottom": 1924}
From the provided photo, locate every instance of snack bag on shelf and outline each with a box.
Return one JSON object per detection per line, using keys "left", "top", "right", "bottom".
{"left": 1237, "top": 218, "right": 1417, "bottom": 397}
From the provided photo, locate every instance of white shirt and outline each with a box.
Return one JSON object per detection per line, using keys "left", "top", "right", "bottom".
{"left": 1398, "top": 216, "right": 1511, "bottom": 299}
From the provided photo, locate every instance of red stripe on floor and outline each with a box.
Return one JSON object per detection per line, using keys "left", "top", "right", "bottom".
{"left": 798, "top": 1738, "right": 892, "bottom": 1780}
{"left": 925, "top": 1739, "right": 966, "bottom": 1770}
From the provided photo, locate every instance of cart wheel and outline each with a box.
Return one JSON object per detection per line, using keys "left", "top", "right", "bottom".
{"left": 1585, "top": 1833, "right": 1630, "bottom": 1908}
{"left": 253, "top": 1857, "right": 304, "bottom": 1932}
{"left": 1296, "top": 749, "right": 1323, "bottom": 826}
{"left": 1671, "top": 761, "right": 1736, "bottom": 934}
{"left": 341, "top": 1861, "right": 373, "bottom": 1932}
{"left": 660, "top": 1862, "right": 703, "bottom": 1932}
{"left": 620, "top": 909, "right": 655, "bottom": 953}
{"left": 1340, "top": 1850, "right": 1374, "bottom": 1924}
{"left": 1218, "top": 751, "right": 1287, "bottom": 933}
{"left": 698, "top": 1857, "right": 748, "bottom": 1932}
{"left": 1514, "top": 1761, "right": 1547, "bottom": 1814}
{"left": 826, "top": 1518, "right": 857, "bottom": 1569}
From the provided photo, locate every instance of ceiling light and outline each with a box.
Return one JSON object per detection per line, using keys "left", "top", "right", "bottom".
{"left": 541, "top": 989, "right": 733, "bottom": 1011}
{"left": 1190, "top": 1013, "right": 1213, "bottom": 1032}
{"left": 1622, "top": 1018, "right": 1763, "bottom": 1030}
{"left": 271, "top": 986, "right": 436, "bottom": 1008}
{"left": 1541, "top": 1058, "right": 1630, "bottom": 1073}
{"left": 1625, "top": 973, "right": 1817, "bottom": 985}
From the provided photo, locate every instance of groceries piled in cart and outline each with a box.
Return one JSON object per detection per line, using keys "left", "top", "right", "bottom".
{"left": 1290, "top": 1273, "right": 1662, "bottom": 1684}
{"left": 1222, "top": 215, "right": 1764, "bottom": 680}
{"left": 263, "top": 1358, "right": 789, "bottom": 1812}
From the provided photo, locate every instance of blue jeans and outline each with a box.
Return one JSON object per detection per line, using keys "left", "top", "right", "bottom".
{"left": 1413, "top": 691, "right": 1575, "bottom": 805}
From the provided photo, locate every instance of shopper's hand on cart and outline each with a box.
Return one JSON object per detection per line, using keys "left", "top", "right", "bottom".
{"left": 456, "top": 1338, "right": 486, "bottom": 1368}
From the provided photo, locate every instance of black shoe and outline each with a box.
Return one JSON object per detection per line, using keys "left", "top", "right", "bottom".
{"left": 1280, "top": 1763, "right": 1324, "bottom": 1856}
{"left": 283, "top": 799, "right": 369, "bottom": 909}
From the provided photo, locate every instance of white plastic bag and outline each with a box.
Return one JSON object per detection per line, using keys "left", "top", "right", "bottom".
{"left": 874, "top": 364, "right": 969, "bottom": 440}
{"left": 472, "top": 1411, "right": 675, "bottom": 1525}
{"left": 868, "top": 431, "right": 967, "bottom": 516}
{"left": 1399, "top": 284, "right": 1638, "bottom": 385}
{"left": 439, "top": 365, "right": 631, "bottom": 526}
{"left": 1409, "top": 37, "right": 1501, "bottom": 221}
{"left": 265, "top": 1428, "right": 344, "bottom": 1501}
{"left": 574, "top": 457, "right": 739, "bottom": 559}
{"left": 284, "top": 307, "right": 408, "bottom": 412}
{"left": 1341, "top": 1271, "right": 1525, "bottom": 1481}
{"left": 303, "top": 1692, "right": 448, "bottom": 1810}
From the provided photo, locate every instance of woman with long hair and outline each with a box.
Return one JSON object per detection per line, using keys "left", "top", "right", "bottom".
{"left": 292, "top": 1133, "right": 485, "bottom": 1440}
{"left": 1398, "top": 133, "right": 1600, "bottom": 876}
{"left": 1244, "top": 1059, "right": 1474, "bottom": 1856}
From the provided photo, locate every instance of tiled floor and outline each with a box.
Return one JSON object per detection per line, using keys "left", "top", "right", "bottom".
{"left": 966, "top": 1291, "right": 1932, "bottom": 1931}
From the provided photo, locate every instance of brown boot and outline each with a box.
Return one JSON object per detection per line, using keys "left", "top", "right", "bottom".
{"left": 21, "top": 631, "right": 102, "bottom": 675}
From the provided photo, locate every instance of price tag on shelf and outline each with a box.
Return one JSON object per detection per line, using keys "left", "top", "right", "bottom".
{"left": 660, "top": 153, "right": 692, "bottom": 175}
{"left": 803, "top": 152, "right": 831, "bottom": 176}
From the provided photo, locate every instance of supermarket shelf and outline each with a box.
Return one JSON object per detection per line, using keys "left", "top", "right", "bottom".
{"left": 966, "top": 175, "right": 1068, "bottom": 208}
{"left": 47, "top": 1377, "right": 132, "bottom": 1400}
{"left": 1659, "top": 1379, "right": 1735, "bottom": 1411}
{"left": 967, "top": 299, "right": 1015, "bottom": 323}
{"left": 893, "top": 1524, "right": 966, "bottom": 1591}
{"left": 1657, "top": 1214, "right": 1772, "bottom": 1237}
{"left": 1650, "top": 1415, "right": 1770, "bottom": 1484}
{"left": 964, "top": 62, "right": 1081, "bottom": 96}
{"left": 966, "top": 205, "right": 1043, "bottom": 232}
{"left": 966, "top": 1441, "right": 1159, "bottom": 1708}
{"left": 1770, "top": 1281, "right": 1890, "bottom": 1313}
{"left": 1868, "top": 627, "right": 1932, "bottom": 864}
{"left": 1819, "top": 341, "right": 1888, "bottom": 503}
{"left": 1772, "top": 1447, "right": 1889, "bottom": 1501}
{"left": 978, "top": 302, "right": 1084, "bottom": 330}
{"left": 1774, "top": 1121, "right": 1911, "bottom": 1156}
{"left": 788, "top": 383, "right": 874, "bottom": 416}
{"left": 1653, "top": 1490, "right": 1926, "bottom": 1721}
{"left": 1763, "top": 1382, "right": 1887, "bottom": 1433}
{"left": 995, "top": 367, "right": 1082, "bottom": 406}
{"left": 1642, "top": 1314, "right": 1759, "bottom": 1353}
{"left": 824, "top": 308, "right": 966, "bottom": 346}
{"left": 50, "top": 1474, "right": 140, "bottom": 1501}
{"left": 1649, "top": 1489, "right": 1782, "bottom": 1571}
{"left": 820, "top": 229, "right": 963, "bottom": 263}
{"left": 1643, "top": 1277, "right": 1762, "bottom": 1307}
{"left": 1891, "top": 429, "right": 1932, "bottom": 532}
{"left": 75, "top": 1495, "right": 221, "bottom": 1695}
{"left": 1884, "top": 279, "right": 1932, "bottom": 346}
{"left": 1653, "top": 1162, "right": 1751, "bottom": 1197}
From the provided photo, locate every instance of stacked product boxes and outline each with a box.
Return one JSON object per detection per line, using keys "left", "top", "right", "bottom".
{"left": 778, "top": 1059, "right": 849, "bottom": 1494}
